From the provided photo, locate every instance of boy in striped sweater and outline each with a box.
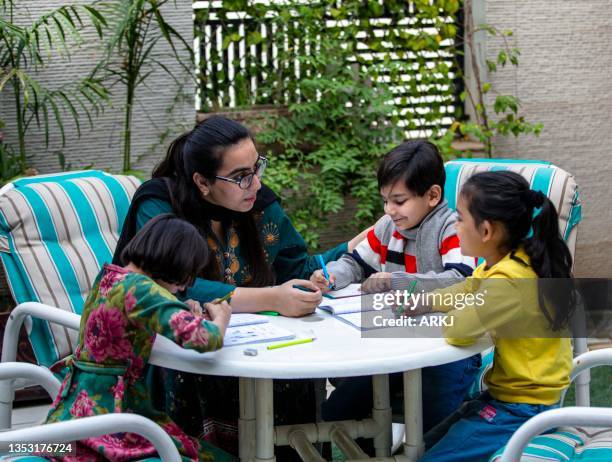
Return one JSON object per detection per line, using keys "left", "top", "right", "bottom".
{"left": 312, "top": 140, "right": 481, "bottom": 446}
{"left": 312, "top": 140, "right": 477, "bottom": 295}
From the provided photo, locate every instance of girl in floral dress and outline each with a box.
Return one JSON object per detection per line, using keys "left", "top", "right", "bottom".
{"left": 45, "top": 214, "right": 235, "bottom": 462}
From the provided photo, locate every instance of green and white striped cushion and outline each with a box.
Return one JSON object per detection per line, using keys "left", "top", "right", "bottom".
{"left": 467, "top": 347, "right": 495, "bottom": 400}
{"left": 490, "top": 428, "right": 612, "bottom": 462}
{"left": 444, "top": 159, "right": 581, "bottom": 258}
{"left": 0, "top": 170, "right": 141, "bottom": 367}
{"left": 490, "top": 430, "right": 584, "bottom": 461}
{"left": 572, "top": 427, "right": 612, "bottom": 461}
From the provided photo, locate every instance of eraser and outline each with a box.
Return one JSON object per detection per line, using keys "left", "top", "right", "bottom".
{"left": 243, "top": 348, "right": 258, "bottom": 356}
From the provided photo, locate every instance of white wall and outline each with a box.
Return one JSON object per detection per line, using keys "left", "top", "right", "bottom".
{"left": 483, "top": 0, "right": 612, "bottom": 277}
{"left": 0, "top": 0, "right": 194, "bottom": 174}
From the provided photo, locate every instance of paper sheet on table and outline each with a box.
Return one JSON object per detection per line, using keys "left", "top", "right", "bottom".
{"left": 224, "top": 323, "right": 295, "bottom": 347}
{"left": 335, "top": 310, "right": 393, "bottom": 330}
{"left": 228, "top": 313, "right": 269, "bottom": 328}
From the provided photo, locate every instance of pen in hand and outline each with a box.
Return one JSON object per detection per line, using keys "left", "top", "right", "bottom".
{"left": 204, "top": 290, "right": 234, "bottom": 321}
{"left": 316, "top": 255, "right": 336, "bottom": 290}
{"left": 292, "top": 284, "right": 334, "bottom": 299}
{"left": 213, "top": 290, "right": 234, "bottom": 304}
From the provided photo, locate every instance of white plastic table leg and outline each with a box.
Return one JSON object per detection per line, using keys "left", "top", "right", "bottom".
{"left": 402, "top": 369, "right": 423, "bottom": 461}
{"left": 255, "top": 378, "right": 275, "bottom": 462}
{"left": 372, "top": 374, "right": 392, "bottom": 457}
{"left": 239, "top": 377, "right": 256, "bottom": 461}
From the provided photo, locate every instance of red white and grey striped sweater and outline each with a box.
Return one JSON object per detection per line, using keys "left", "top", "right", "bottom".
{"left": 327, "top": 200, "right": 477, "bottom": 292}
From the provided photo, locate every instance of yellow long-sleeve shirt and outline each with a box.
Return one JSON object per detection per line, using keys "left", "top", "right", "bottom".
{"left": 431, "top": 247, "right": 572, "bottom": 405}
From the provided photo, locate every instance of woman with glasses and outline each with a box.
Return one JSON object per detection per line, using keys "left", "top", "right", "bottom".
{"left": 112, "top": 116, "right": 366, "bottom": 459}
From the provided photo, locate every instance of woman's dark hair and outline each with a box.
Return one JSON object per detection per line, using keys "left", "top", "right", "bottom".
{"left": 152, "top": 116, "right": 274, "bottom": 286}
{"left": 461, "top": 171, "right": 575, "bottom": 330}
{"left": 120, "top": 214, "right": 208, "bottom": 287}
{"left": 377, "top": 140, "right": 445, "bottom": 198}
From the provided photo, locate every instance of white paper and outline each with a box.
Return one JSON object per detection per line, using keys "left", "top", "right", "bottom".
{"left": 228, "top": 313, "right": 269, "bottom": 328}
{"left": 223, "top": 323, "right": 296, "bottom": 347}
{"left": 335, "top": 310, "right": 392, "bottom": 330}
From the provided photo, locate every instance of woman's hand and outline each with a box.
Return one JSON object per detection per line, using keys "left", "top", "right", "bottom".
{"left": 204, "top": 300, "right": 232, "bottom": 336}
{"left": 310, "top": 270, "right": 336, "bottom": 293}
{"left": 361, "top": 272, "right": 392, "bottom": 294}
{"left": 274, "top": 279, "right": 322, "bottom": 317}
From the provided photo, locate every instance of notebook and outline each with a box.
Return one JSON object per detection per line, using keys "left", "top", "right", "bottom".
{"left": 224, "top": 323, "right": 296, "bottom": 347}
{"left": 318, "top": 296, "right": 369, "bottom": 315}
{"left": 318, "top": 288, "right": 380, "bottom": 315}
{"left": 228, "top": 313, "right": 269, "bottom": 328}
{"left": 319, "top": 285, "right": 394, "bottom": 330}
{"left": 335, "top": 310, "right": 392, "bottom": 330}
{"left": 325, "top": 283, "right": 363, "bottom": 299}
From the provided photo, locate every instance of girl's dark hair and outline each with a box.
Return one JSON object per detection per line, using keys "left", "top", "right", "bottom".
{"left": 377, "top": 140, "right": 445, "bottom": 198}
{"left": 152, "top": 116, "right": 274, "bottom": 286}
{"left": 461, "top": 171, "right": 575, "bottom": 330}
{"left": 120, "top": 214, "right": 208, "bottom": 287}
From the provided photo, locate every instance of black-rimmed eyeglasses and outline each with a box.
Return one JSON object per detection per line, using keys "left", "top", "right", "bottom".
{"left": 215, "top": 155, "right": 268, "bottom": 190}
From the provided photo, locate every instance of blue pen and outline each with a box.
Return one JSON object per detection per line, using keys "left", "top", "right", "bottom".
{"left": 316, "top": 255, "right": 336, "bottom": 290}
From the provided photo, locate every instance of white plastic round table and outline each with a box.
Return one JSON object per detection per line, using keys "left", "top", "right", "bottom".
{"left": 149, "top": 310, "right": 490, "bottom": 461}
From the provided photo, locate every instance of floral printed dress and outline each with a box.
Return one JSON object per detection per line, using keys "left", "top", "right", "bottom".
{"left": 45, "top": 264, "right": 234, "bottom": 462}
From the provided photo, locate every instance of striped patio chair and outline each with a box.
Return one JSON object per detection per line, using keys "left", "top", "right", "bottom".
{"left": 0, "top": 170, "right": 141, "bottom": 368}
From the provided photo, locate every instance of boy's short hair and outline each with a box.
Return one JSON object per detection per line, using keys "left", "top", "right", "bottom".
{"left": 120, "top": 213, "right": 208, "bottom": 287}
{"left": 377, "top": 140, "right": 445, "bottom": 197}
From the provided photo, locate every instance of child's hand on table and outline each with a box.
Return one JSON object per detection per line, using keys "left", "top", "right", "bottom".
{"left": 204, "top": 300, "right": 232, "bottom": 335}
{"left": 361, "top": 272, "right": 392, "bottom": 294}
{"left": 310, "top": 270, "right": 336, "bottom": 293}
{"left": 393, "top": 297, "right": 431, "bottom": 318}
{"left": 186, "top": 299, "right": 208, "bottom": 318}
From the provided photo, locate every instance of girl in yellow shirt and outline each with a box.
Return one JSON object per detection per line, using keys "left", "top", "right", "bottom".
{"left": 416, "top": 171, "right": 575, "bottom": 462}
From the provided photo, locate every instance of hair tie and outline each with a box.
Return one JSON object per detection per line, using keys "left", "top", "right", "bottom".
{"left": 525, "top": 190, "right": 545, "bottom": 208}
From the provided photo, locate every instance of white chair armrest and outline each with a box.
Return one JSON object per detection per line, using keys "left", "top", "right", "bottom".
{"left": 499, "top": 407, "right": 612, "bottom": 462}
{"left": 0, "top": 303, "right": 80, "bottom": 429}
{"left": 1, "top": 302, "right": 81, "bottom": 363}
{"left": 0, "top": 363, "right": 60, "bottom": 398}
{"left": 560, "top": 347, "right": 612, "bottom": 406}
{"left": 571, "top": 348, "right": 612, "bottom": 381}
{"left": 0, "top": 414, "right": 181, "bottom": 462}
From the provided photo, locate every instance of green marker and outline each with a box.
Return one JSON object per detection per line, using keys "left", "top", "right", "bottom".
{"left": 396, "top": 280, "right": 418, "bottom": 316}
{"left": 258, "top": 310, "right": 279, "bottom": 316}
{"left": 213, "top": 290, "right": 234, "bottom": 304}
{"left": 267, "top": 337, "right": 315, "bottom": 350}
